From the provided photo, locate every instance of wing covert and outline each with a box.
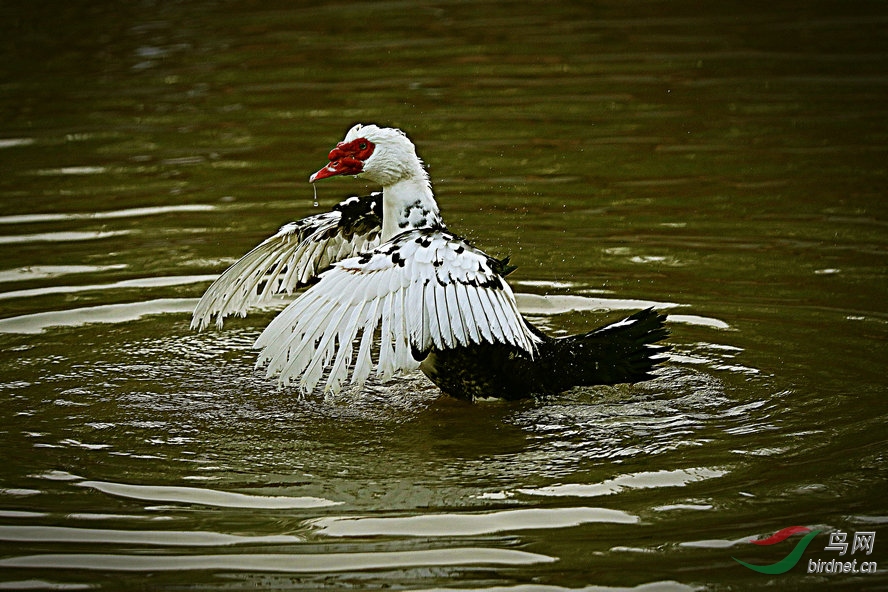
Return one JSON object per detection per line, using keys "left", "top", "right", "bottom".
{"left": 191, "top": 194, "right": 382, "bottom": 330}
{"left": 253, "top": 228, "right": 541, "bottom": 394}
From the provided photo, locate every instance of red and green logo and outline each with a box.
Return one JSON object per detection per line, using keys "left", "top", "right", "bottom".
{"left": 733, "top": 526, "right": 821, "bottom": 574}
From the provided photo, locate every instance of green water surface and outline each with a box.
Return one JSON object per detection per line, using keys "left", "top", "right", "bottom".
{"left": 0, "top": 1, "right": 886, "bottom": 590}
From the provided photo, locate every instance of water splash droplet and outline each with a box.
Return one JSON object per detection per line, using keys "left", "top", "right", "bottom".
{"left": 312, "top": 184, "right": 319, "bottom": 208}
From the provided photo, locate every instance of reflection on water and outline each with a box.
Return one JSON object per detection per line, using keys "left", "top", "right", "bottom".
{"left": 517, "top": 468, "right": 727, "bottom": 499}
{"left": 0, "top": 299, "right": 198, "bottom": 334}
{"left": 0, "top": 230, "right": 132, "bottom": 245}
{"left": 310, "top": 506, "right": 639, "bottom": 538}
{"left": 1, "top": 0, "right": 886, "bottom": 590}
{"left": 0, "top": 265, "right": 128, "bottom": 283}
{"left": 78, "top": 480, "right": 341, "bottom": 509}
{"left": 0, "top": 204, "right": 216, "bottom": 225}
{"left": 0, "top": 547, "right": 556, "bottom": 574}
{"left": 0, "top": 524, "right": 304, "bottom": 546}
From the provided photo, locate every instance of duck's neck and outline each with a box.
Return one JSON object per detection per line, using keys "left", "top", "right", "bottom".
{"left": 380, "top": 171, "right": 444, "bottom": 241}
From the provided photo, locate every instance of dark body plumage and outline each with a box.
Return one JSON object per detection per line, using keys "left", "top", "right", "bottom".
{"left": 418, "top": 308, "right": 670, "bottom": 400}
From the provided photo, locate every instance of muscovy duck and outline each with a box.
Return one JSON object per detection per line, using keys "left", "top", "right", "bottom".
{"left": 192, "top": 124, "right": 669, "bottom": 400}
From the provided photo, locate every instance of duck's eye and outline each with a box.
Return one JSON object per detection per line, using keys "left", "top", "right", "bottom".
{"left": 359, "top": 142, "right": 367, "bottom": 150}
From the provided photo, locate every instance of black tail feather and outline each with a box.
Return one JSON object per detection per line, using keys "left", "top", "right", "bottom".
{"left": 419, "top": 308, "right": 670, "bottom": 400}
{"left": 541, "top": 307, "right": 670, "bottom": 390}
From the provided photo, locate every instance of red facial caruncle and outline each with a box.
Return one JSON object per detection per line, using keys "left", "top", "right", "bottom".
{"left": 309, "top": 138, "right": 376, "bottom": 182}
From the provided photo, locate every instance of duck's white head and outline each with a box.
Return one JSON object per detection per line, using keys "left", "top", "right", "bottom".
{"left": 309, "top": 124, "right": 427, "bottom": 187}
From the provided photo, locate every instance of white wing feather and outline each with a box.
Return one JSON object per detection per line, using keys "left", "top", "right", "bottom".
{"left": 191, "top": 195, "right": 382, "bottom": 331}
{"left": 253, "top": 229, "right": 540, "bottom": 394}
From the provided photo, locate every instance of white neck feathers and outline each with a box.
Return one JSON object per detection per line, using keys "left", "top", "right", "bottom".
{"left": 380, "top": 173, "right": 443, "bottom": 241}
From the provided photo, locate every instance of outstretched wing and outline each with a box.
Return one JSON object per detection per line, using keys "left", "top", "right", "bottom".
{"left": 191, "top": 194, "right": 383, "bottom": 330}
{"left": 253, "top": 228, "right": 541, "bottom": 395}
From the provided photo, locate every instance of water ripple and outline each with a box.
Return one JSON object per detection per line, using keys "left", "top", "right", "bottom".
{"left": 0, "top": 205, "right": 216, "bottom": 225}
{"left": 514, "top": 294, "right": 680, "bottom": 315}
{"left": 517, "top": 468, "right": 726, "bottom": 499}
{"left": 0, "top": 581, "right": 90, "bottom": 591}
{"left": 0, "top": 138, "right": 35, "bottom": 149}
{"left": 0, "top": 231, "right": 132, "bottom": 245}
{"left": 0, "top": 525, "right": 302, "bottom": 546}
{"left": 78, "top": 480, "right": 341, "bottom": 509}
{"left": 0, "top": 275, "right": 215, "bottom": 301}
{"left": 0, "top": 548, "right": 554, "bottom": 572}
{"left": 0, "top": 299, "right": 198, "bottom": 334}
{"left": 310, "top": 506, "right": 637, "bottom": 538}
{"left": 0, "top": 265, "right": 128, "bottom": 283}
